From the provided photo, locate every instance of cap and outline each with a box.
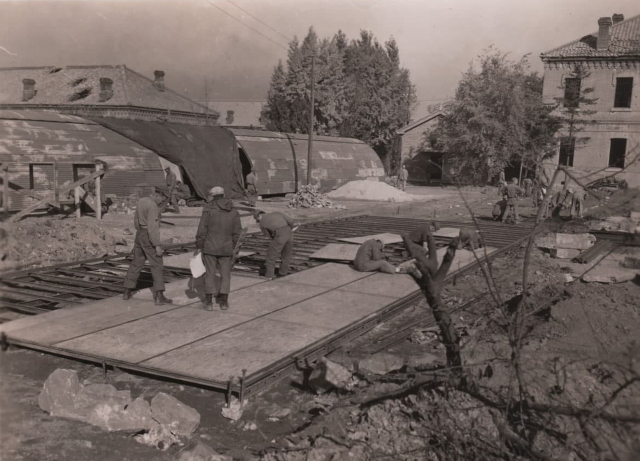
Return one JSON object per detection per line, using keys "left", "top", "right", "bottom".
{"left": 154, "top": 186, "right": 170, "bottom": 198}
{"left": 253, "top": 210, "right": 265, "bottom": 219}
{"left": 209, "top": 186, "right": 225, "bottom": 196}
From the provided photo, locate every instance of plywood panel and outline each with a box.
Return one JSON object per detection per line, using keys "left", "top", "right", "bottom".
{"left": 338, "top": 233, "right": 403, "bottom": 245}
{"left": 141, "top": 318, "right": 333, "bottom": 381}
{"left": 266, "top": 289, "right": 396, "bottom": 330}
{"left": 341, "top": 273, "right": 417, "bottom": 299}
{"left": 310, "top": 243, "right": 360, "bottom": 261}
{"left": 57, "top": 307, "right": 252, "bottom": 363}
{"left": 279, "top": 262, "right": 371, "bottom": 288}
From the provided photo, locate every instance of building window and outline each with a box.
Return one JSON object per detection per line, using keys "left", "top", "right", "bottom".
{"left": 614, "top": 77, "right": 633, "bottom": 108}
{"left": 29, "top": 163, "right": 54, "bottom": 190}
{"left": 564, "top": 78, "right": 581, "bottom": 108}
{"left": 608, "top": 138, "right": 627, "bottom": 168}
{"left": 558, "top": 138, "right": 575, "bottom": 167}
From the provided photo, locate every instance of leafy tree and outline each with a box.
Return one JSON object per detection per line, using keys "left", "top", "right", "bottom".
{"left": 431, "top": 48, "right": 559, "bottom": 184}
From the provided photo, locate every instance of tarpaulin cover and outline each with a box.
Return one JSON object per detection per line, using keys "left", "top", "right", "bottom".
{"left": 90, "top": 118, "right": 245, "bottom": 199}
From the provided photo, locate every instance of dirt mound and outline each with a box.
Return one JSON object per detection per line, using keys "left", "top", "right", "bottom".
{"left": 327, "top": 180, "right": 415, "bottom": 202}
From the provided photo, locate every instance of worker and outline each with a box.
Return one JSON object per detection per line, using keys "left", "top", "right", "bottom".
{"left": 522, "top": 178, "right": 533, "bottom": 197}
{"left": 245, "top": 169, "right": 258, "bottom": 207}
{"left": 501, "top": 177, "right": 524, "bottom": 224}
{"left": 353, "top": 239, "right": 398, "bottom": 274}
{"left": 195, "top": 186, "right": 241, "bottom": 311}
{"left": 161, "top": 167, "right": 180, "bottom": 214}
{"left": 175, "top": 181, "right": 191, "bottom": 203}
{"left": 254, "top": 210, "right": 296, "bottom": 278}
{"left": 408, "top": 221, "right": 442, "bottom": 253}
{"left": 497, "top": 170, "right": 506, "bottom": 195}
{"left": 492, "top": 199, "right": 507, "bottom": 221}
{"left": 549, "top": 188, "right": 570, "bottom": 218}
{"left": 458, "top": 228, "right": 483, "bottom": 250}
{"left": 398, "top": 165, "right": 409, "bottom": 191}
{"left": 568, "top": 186, "right": 587, "bottom": 219}
{"left": 123, "top": 186, "right": 172, "bottom": 305}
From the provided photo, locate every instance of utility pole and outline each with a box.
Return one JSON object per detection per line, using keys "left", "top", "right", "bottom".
{"left": 306, "top": 50, "right": 316, "bottom": 186}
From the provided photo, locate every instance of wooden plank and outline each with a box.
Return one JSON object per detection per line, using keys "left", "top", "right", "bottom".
{"left": 277, "top": 262, "right": 371, "bottom": 288}
{"left": 140, "top": 318, "right": 333, "bottom": 382}
{"left": 310, "top": 243, "right": 360, "bottom": 261}
{"left": 340, "top": 273, "right": 418, "bottom": 299}
{"left": 162, "top": 250, "right": 257, "bottom": 270}
{"left": 338, "top": 233, "right": 403, "bottom": 245}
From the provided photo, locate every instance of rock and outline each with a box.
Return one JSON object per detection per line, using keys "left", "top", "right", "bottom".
{"left": 175, "top": 441, "right": 232, "bottom": 461}
{"left": 309, "top": 357, "right": 353, "bottom": 393}
{"left": 114, "top": 243, "right": 133, "bottom": 254}
{"left": 551, "top": 248, "right": 581, "bottom": 259}
{"left": 406, "top": 353, "right": 440, "bottom": 369}
{"left": 358, "top": 353, "right": 404, "bottom": 375}
{"left": 76, "top": 383, "right": 132, "bottom": 414}
{"left": 536, "top": 233, "right": 596, "bottom": 250}
{"left": 221, "top": 397, "right": 244, "bottom": 421}
{"left": 630, "top": 211, "right": 640, "bottom": 221}
{"left": 267, "top": 407, "right": 291, "bottom": 420}
{"left": 582, "top": 267, "right": 638, "bottom": 284}
{"left": 123, "top": 228, "right": 133, "bottom": 235}
{"left": 563, "top": 274, "right": 574, "bottom": 283}
{"left": 135, "top": 425, "right": 180, "bottom": 451}
{"left": 38, "top": 369, "right": 84, "bottom": 420}
{"left": 87, "top": 397, "right": 157, "bottom": 432}
{"left": 151, "top": 392, "right": 200, "bottom": 438}
{"left": 622, "top": 256, "right": 640, "bottom": 269}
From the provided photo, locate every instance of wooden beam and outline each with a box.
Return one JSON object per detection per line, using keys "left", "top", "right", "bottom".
{"left": 95, "top": 161, "right": 102, "bottom": 220}
{"left": 2, "top": 164, "right": 8, "bottom": 219}
{"left": 53, "top": 160, "right": 59, "bottom": 207}
{"left": 74, "top": 186, "right": 81, "bottom": 218}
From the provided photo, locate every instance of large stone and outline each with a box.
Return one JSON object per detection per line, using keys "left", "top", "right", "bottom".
{"left": 38, "top": 369, "right": 84, "bottom": 420}
{"left": 406, "top": 353, "right": 441, "bottom": 370}
{"left": 87, "top": 397, "right": 158, "bottom": 432}
{"left": 75, "top": 383, "right": 132, "bottom": 415}
{"left": 309, "top": 357, "right": 353, "bottom": 394}
{"left": 358, "top": 353, "right": 404, "bottom": 375}
{"left": 536, "top": 233, "right": 595, "bottom": 250}
{"left": 551, "top": 248, "right": 581, "bottom": 259}
{"left": 582, "top": 267, "right": 638, "bottom": 284}
{"left": 151, "top": 392, "right": 200, "bottom": 438}
{"left": 175, "top": 441, "right": 232, "bottom": 461}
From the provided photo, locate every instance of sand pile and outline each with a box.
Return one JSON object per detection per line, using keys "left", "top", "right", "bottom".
{"left": 327, "top": 180, "right": 415, "bottom": 202}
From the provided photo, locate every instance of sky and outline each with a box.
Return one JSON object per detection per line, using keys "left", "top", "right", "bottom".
{"left": 0, "top": 0, "right": 638, "bottom": 118}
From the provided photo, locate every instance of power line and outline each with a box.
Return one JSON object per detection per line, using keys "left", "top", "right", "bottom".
{"left": 223, "top": 0, "right": 292, "bottom": 43}
{"left": 205, "top": 0, "right": 289, "bottom": 52}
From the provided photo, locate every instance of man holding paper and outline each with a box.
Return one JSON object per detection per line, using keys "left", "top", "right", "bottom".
{"left": 195, "top": 186, "right": 242, "bottom": 311}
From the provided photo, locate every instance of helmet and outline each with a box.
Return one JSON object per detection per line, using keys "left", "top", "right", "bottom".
{"left": 209, "top": 186, "right": 225, "bottom": 196}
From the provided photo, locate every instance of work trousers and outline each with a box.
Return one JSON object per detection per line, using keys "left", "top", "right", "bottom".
{"left": 502, "top": 200, "right": 519, "bottom": 223}
{"left": 571, "top": 195, "right": 584, "bottom": 219}
{"left": 124, "top": 230, "right": 165, "bottom": 291}
{"left": 265, "top": 226, "right": 293, "bottom": 278}
{"left": 159, "top": 190, "right": 180, "bottom": 214}
{"left": 400, "top": 180, "right": 407, "bottom": 191}
{"left": 203, "top": 254, "right": 232, "bottom": 295}
{"left": 356, "top": 259, "right": 396, "bottom": 274}
{"left": 246, "top": 185, "right": 257, "bottom": 207}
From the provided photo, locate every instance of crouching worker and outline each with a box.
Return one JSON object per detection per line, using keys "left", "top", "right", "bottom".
{"left": 123, "top": 186, "right": 172, "bottom": 305}
{"left": 492, "top": 199, "right": 506, "bottom": 221}
{"left": 195, "top": 186, "right": 241, "bottom": 311}
{"left": 458, "top": 228, "right": 483, "bottom": 250}
{"left": 353, "top": 239, "right": 398, "bottom": 274}
{"left": 407, "top": 221, "right": 441, "bottom": 253}
{"left": 254, "top": 210, "right": 296, "bottom": 279}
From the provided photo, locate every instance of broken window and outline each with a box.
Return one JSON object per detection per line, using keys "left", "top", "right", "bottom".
{"left": 614, "top": 77, "right": 633, "bottom": 108}
{"left": 29, "top": 164, "right": 54, "bottom": 190}
{"left": 558, "top": 138, "right": 575, "bottom": 167}
{"left": 608, "top": 138, "right": 627, "bottom": 168}
{"left": 563, "top": 78, "right": 581, "bottom": 109}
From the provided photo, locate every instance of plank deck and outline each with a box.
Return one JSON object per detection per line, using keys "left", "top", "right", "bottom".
{"left": 310, "top": 243, "right": 361, "bottom": 261}
{"left": 338, "top": 233, "right": 403, "bottom": 245}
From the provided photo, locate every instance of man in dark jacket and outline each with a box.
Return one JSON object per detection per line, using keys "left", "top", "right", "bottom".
{"left": 353, "top": 239, "right": 397, "bottom": 274}
{"left": 195, "top": 186, "right": 242, "bottom": 310}
{"left": 254, "top": 210, "right": 296, "bottom": 278}
{"left": 407, "top": 221, "right": 441, "bottom": 252}
{"left": 501, "top": 178, "right": 524, "bottom": 224}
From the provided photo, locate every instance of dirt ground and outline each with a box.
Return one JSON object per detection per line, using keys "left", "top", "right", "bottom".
{"left": 1, "top": 185, "right": 639, "bottom": 460}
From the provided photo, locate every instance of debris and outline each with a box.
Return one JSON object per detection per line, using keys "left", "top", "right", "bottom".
{"left": 622, "top": 255, "right": 640, "bottom": 269}
{"left": 327, "top": 180, "right": 416, "bottom": 202}
{"left": 551, "top": 248, "right": 581, "bottom": 259}
{"left": 563, "top": 274, "right": 574, "bottom": 283}
{"left": 409, "top": 328, "right": 439, "bottom": 344}
{"left": 266, "top": 406, "right": 291, "bottom": 420}
{"left": 151, "top": 392, "right": 201, "bottom": 438}
{"left": 406, "top": 353, "right": 441, "bottom": 369}
{"left": 221, "top": 397, "right": 244, "bottom": 421}
{"left": 134, "top": 425, "right": 180, "bottom": 451}
{"left": 358, "top": 353, "right": 404, "bottom": 375}
{"left": 572, "top": 240, "right": 614, "bottom": 264}
{"left": 287, "top": 185, "right": 344, "bottom": 209}
{"left": 241, "top": 421, "right": 258, "bottom": 431}
{"left": 309, "top": 357, "right": 353, "bottom": 394}
{"left": 175, "top": 441, "right": 232, "bottom": 461}
{"left": 536, "top": 233, "right": 596, "bottom": 250}
{"left": 582, "top": 267, "right": 638, "bottom": 284}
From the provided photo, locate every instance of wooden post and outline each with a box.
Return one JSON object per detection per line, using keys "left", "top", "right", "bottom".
{"left": 53, "top": 160, "right": 59, "bottom": 207}
{"left": 74, "top": 186, "right": 81, "bottom": 218}
{"left": 2, "top": 164, "right": 8, "bottom": 218}
{"left": 306, "top": 50, "right": 315, "bottom": 186}
{"left": 95, "top": 161, "right": 102, "bottom": 220}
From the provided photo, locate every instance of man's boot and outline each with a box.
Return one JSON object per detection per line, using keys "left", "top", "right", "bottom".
{"left": 219, "top": 294, "right": 229, "bottom": 311}
{"left": 123, "top": 288, "right": 132, "bottom": 300}
{"left": 155, "top": 291, "right": 173, "bottom": 306}
{"left": 202, "top": 294, "right": 214, "bottom": 311}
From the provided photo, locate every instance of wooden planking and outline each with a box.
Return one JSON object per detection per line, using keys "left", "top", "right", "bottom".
{"left": 338, "top": 233, "right": 403, "bottom": 245}
{"left": 266, "top": 289, "right": 396, "bottom": 331}
{"left": 310, "top": 243, "right": 360, "bottom": 261}
{"left": 340, "top": 273, "right": 418, "bottom": 299}
{"left": 141, "top": 317, "right": 333, "bottom": 382}
{"left": 56, "top": 307, "right": 253, "bottom": 363}
{"left": 277, "top": 262, "right": 372, "bottom": 288}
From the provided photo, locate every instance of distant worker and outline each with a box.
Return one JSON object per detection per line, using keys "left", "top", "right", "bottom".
{"left": 501, "top": 177, "right": 524, "bottom": 224}
{"left": 458, "top": 228, "right": 483, "bottom": 250}
{"left": 254, "top": 210, "right": 296, "bottom": 279}
{"left": 398, "top": 165, "right": 409, "bottom": 191}
{"left": 568, "top": 186, "right": 587, "bottom": 219}
{"left": 161, "top": 167, "right": 180, "bottom": 214}
{"left": 245, "top": 169, "right": 258, "bottom": 207}
{"left": 522, "top": 177, "right": 533, "bottom": 197}
{"left": 408, "top": 221, "right": 442, "bottom": 254}
{"left": 353, "top": 239, "right": 398, "bottom": 274}
{"left": 492, "top": 199, "right": 507, "bottom": 221}
{"left": 123, "top": 186, "right": 172, "bottom": 305}
{"left": 195, "top": 186, "right": 241, "bottom": 311}
{"left": 175, "top": 181, "right": 192, "bottom": 204}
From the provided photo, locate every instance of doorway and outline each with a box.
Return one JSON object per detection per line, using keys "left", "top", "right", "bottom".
{"left": 238, "top": 147, "right": 253, "bottom": 186}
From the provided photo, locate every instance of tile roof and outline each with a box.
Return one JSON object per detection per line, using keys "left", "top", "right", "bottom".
{"left": 0, "top": 65, "right": 212, "bottom": 114}
{"left": 541, "top": 14, "right": 640, "bottom": 59}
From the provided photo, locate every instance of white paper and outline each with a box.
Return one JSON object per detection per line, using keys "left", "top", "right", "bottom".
{"left": 189, "top": 253, "right": 206, "bottom": 278}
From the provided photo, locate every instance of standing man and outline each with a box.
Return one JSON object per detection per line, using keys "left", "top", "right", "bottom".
{"left": 398, "top": 165, "right": 409, "bottom": 191}
{"left": 254, "top": 210, "right": 295, "bottom": 279}
{"left": 498, "top": 170, "right": 506, "bottom": 195}
{"left": 123, "top": 186, "right": 172, "bottom": 305}
{"left": 522, "top": 177, "right": 533, "bottom": 197}
{"left": 162, "top": 167, "right": 180, "bottom": 214}
{"left": 568, "top": 186, "right": 586, "bottom": 219}
{"left": 501, "top": 177, "right": 524, "bottom": 224}
{"left": 245, "top": 169, "right": 258, "bottom": 207}
{"left": 353, "top": 239, "right": 397, "bottom": 274}
{"left": 195, "top": 186, "right": 241, "bottom": 311}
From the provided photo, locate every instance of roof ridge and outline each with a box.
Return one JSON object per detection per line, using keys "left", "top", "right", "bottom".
{"left": 541, "top": 13, "right": 640, "bottom": 58}
{"left": 397, "top": 110, "right": 444, "bottom": 134}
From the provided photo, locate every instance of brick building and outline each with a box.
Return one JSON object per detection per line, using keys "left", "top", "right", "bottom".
{"left": 540, "top": 13, "right": 640, "bottom": 187}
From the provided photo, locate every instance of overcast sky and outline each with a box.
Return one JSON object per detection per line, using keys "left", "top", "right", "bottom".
{"left": 1, "top": 0, "right": 637, "bottom": 118}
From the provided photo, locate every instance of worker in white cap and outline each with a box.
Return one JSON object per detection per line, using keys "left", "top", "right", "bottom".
{"left": 195, "top": 186, "right": 242, "bottom": 310}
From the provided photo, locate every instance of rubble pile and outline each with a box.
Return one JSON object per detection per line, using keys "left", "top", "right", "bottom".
{"left": 327, "top": 180, "right": 416, "bottom": 202}
{"left": 288, "top": 185, "right": 345, "bottom": 209}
